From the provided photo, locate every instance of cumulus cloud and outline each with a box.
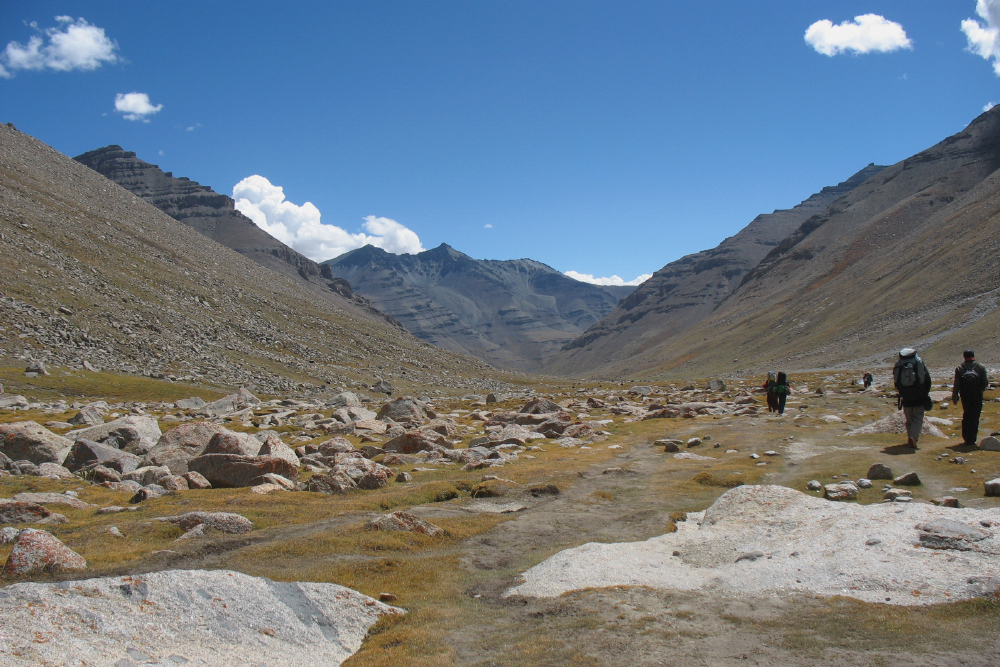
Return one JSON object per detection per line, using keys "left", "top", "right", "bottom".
{"left": 233, "top": 175, "right": 425, "bottom": 261}
{"left": 0, "top": 16, "right": 118, "bottom": 78}
{"left": 484, "top": 223, "right": 493, "bottom": 229}
{"left": 805, "top": 14, "right": 912, "bottom": 56}
{"left": 986, "top": 102, "right": 997, "bottom": 112}
{"left": 114, "top": 92, "right": 163, "bottom": 122}
{"left": 963, "top": 0, "right": 1000, "bottom": 75}
{"left": 564, "top": 271, "right": 652, "bottom": 287}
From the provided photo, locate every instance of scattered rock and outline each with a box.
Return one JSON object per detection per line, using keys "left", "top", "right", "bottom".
{"left": 396, "top": 471, "right": 412, "bottom": 483}
{"left": 144, "top": 422, "right": 229, "bottom": 473}
{"left": 917, "top": 519, "right": 989, "bottom": 550}
{"left": 66, "top": 416, "right": 162, "bottom": 450}
{"left": 181, "top": 471, "right": 212, "bottom": 489}
{"left": 174, "top": 396, "right": 208, "bottom": 410}
{"left": 686, "top": 437, "right": 703, "bottom": 447}
{"left": 706, "top": 379, "right": 726, "bottom": 392}
{"left": 883, "top": 488, "right": 913, "bottom": 502}
{"left": 932, "top": 496, "right": 962, "bottom": 508}
{"left": 846, "top": 412, "right": 945, "bottom": 438}
{"left": 519, "top": 397, "right": 561, "bottom": 414}
{"left": 985, "top": 478, "right": 1000, "bottom": 497}
{"left": 893, "top": 472, "right": 921, "bottom": 486}
{"left": 63, "top": 439, "right": 141, "bottom": 474}
{"left": 308, "top": 471, "right": 357, "bottom": 494}
{"left": 376, "top": 397, "right": 431, "bottom": 423}
{"left": 11, "top": 492, "right": 93, "bottom": 510}
{"left": 0, "top": 500, "right": 52, "bottom": 524}
{"left": 806, "top": 480, "right": 822, "bottom": 491}
{"left": 365, "top": 511, "right": 444, "bottom": 537}
{"left": 867, "top": 463, "right": 893, "bottom": 480}
{"left": 24, "top": 360, "right": 49, "bottom": 376}
{"left": 156, "top": 511, "right": 253, "bottom": 534}
{"left": 0, "top": 422, "right": 74, "bottom": 465}
{"left": 187, "top": 454, "right": 298, "bottom": 488}
{"left": 857, "top": 478, "right": 872, "bottom": 489}
{"left": 979, "top": 436, "right": 1000, "bottom": 452}
{"left": 67, "top": 407, "right": 104, "bottom": 427}
{"left": 2, "top": 528, "right": 86, "bottom": 577}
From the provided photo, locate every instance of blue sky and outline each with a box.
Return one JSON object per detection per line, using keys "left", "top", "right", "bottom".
{"left": 3, "top": 1, "right": 1000, "bottom": 285}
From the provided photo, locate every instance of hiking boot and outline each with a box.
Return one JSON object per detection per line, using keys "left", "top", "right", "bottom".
{"left": 907, "top": 437, "right": 917, "bottom": 449}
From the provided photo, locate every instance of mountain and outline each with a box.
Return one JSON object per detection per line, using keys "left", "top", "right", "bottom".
{"left": 550, "top": 163, "right": 886, "bottom": 375}
{"left": 551, "top": 106, "right": 1000, "bottom": 378}
{"left": 323, "top": 244, "right": 633, "bottom": 371}
{"left": 72, "top": 145, "right": 392, "bottom": 324}
{"left": 0, "top": 123, "right": 507, "bottom": 395}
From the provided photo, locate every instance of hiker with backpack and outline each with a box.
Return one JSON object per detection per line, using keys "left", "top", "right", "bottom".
{"left": 893, "top": 348, "right": 932, "bottom": 449}
{"left": 862, "top": 372, "right": 873, "bottom": 390}
{"left": 773, "top": 372, "right": 791, "bottom": 414}
{"left": 763, "top": 372, "right": 779, "bottom": 412}
{"left": 951, "top": 350, "right": 988, "bottom": 447}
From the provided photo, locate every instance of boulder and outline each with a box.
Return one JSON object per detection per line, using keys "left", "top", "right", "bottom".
{"left": 0, "top": 422, "right": 74, "bottom": 465}
{"left": 353, "top": 419, "right": 386, "bottom": 434}
{"left": 24, "top": 360, "right": 49, "bottom": 376}
{"left": 365, "top": 511, "right": 444, "bottom": 536}
{"left": 0, "top": 569, "right": 401, "bottom": 665}
{"left": 123, "top": 466, "right": 173, "bottom": 486}
{"left": 157, "top": 512, "right": 253, "bottom": 534}
{"left": 893, "top": 472, "right": 921, "bottom": 486}
{"left": 0, "top": 500, "right": 51, "bottom": 524}
{"left": 203, "top": 430, "right": 261, "bottom": 457}
{"left": 62, "top": 439, "right": 141, "bottom": 474}
{"left": 249, "top": 473, "right": 297, "bottom": 491}
{"left": 361, "top": 445, "right": 386, "bottom": 459}
{"left": 867, "top": 463, "right": 893, "bottom": 480}
{"left": 256, "top": 433, "right": 300, "bottom": 468}
{"left": 89, "top": 465, "right": 121, "bottom": 483}
{"left": 36, "top": 463, "right": 73, "bottom": 478}
{"left": 318, "top": 437, "right": 356, "bottom": 456}
{"left": 188, "top": 454, "right": 298, "bottom": 488}
{"left": 328, "top": 391, "right": 362, "bottom": 408}
{"left": 144, "top": 422, "right": 229, "bottom": 474}
{"left": 102, "top": 426, "right": 155, "bottom": 455}
{"left": 197, "top": 387, "right": 261, "bottom": 417}
{"left": 806, "top": 480, "right": 822, "bottom": 491}
{"left": 181, "top": 471, "right": 212, "bottom": 489}
{"left": 2, "top": 528, "right": 86, "bottom": 577}
{"left": 160, "top": 475, "right": 189, "bottom": 491}
{"left": 376, "top": 397, "right": 431, "bottom": 423}
{"left": 707, "top": 379, "right": 726, "bottom": 392}
{"left": 916, "top": 519, "right": 989, "bottom": 550}
{"left": 11, "top": 492, "right": 93, "bottom": 510}
{"left": 932, "top": 496, "right": 962, "bottom": 508}
{"left": 486, "top": 393, "right": 500, "bottom": 403}
{"left": 0, "top": 395, "right": 29, "bottom": 409}
{"left": 371, "top": 379, "right": 393, "bottom": 395}
{"left": 985, "top": 478, "right": 1000, "bottom": 497}
{"left": 519, "top": 397, "right": 561, "bottom": 414}
{"left": 824, "top": 482, "right": 859, "bottom": 501}
{"left": 383, "top": 430, "right": 452, "bottom": 454}
{"left": 356, "top": 468, "right": 390, "bottom": 490}
{"left": 586, "top": 397, "right": 605, "bottom": 409}
{"left": 307, "top": 470, "right": 357, "bottom": 494}
{"left": 174, "top": 396, "right": 208, "bottom": 410}
{"left": 67, "top": 407, "right": 104, "bottom": 427}
{"left": 65, "top": 416, "right": 161, "bottom": 447}
{"left": 979, "top": 436, "right": 1000, "bottom": 452}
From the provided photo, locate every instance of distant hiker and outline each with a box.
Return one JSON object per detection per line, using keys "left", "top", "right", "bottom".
{"left": 893, "top": 348, "right": 932, "bottom": 449}
{"left": 763, "top": 372, "right": 779, "bottom": 412}
{"left": 951, "top": 349, "right": 988, "bottom": 446}
{"left": 862, "top": 372, "right": 873, "bottom": 390}
{"left": 773, "top": 372, "right": 791, "bottom": 414}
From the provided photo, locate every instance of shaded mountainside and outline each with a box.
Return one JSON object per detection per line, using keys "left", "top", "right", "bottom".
{"left": 550, "top": 163, "right": 885, "bottom": 375}
{"left": 73, "top": 145, "right": 393, "bottom": 325}
{"left": 324, "top": 244, "right": 633, "bottom": 371}
{"left": 0, "top": 124, "right": 508, "bottom": 394}
{"left": 556, "top": 106, "right": 1000, "bottom": 378}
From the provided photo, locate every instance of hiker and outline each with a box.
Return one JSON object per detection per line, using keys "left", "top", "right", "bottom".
{"left": 773, "top": 371, "right": 791, "bottom": 414}
{"left": 862, "top": 371, "right": 873, "bottom": 390}
{"left": 951, "top": 349, "right": 988, "bottom": 446}
{"left": 893, "top": 347, "right": 932, "bottom": 448}
{"left": 763, "top": 372, "right": 779, "bottom": 412}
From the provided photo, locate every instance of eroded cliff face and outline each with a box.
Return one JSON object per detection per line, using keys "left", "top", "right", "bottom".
{"left": 549, "top": 163, "right": 885, "bottom": 376}
{"left": 73, "top": 146, "right": 394, "bottom": 324}
{"left": 324, "top": 244, "right": 631, "bottom": 371}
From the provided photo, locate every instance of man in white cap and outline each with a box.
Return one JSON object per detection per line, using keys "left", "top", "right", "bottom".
{"left": 893, "top": 347, "right": 932, "bottom": 448}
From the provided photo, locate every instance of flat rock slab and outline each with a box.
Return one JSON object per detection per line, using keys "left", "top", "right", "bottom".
{"left": 11, "top": 492, "right": 94, "bottom": 510}
{"left": 845, "top": 411, "right": 946, "bottom": 438}
{"left": 0, "top": 569, "right": 403, "bottom": 666}
{"left": 507, "top": 485, "right": 1000, "bottom": 606}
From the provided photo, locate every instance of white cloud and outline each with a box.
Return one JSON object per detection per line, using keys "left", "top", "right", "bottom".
{"left": 186, "top": 122, "right": 202, "bottom": 131}
{"left": 232, "top": 175, "right": 425, "bottom": 261}
{"left": 484, "top": 223, "right": 493, "bottom": 229}
{"left": 158, "top": 150, "right": 165, "bottom": 156}
{"left": 963, "top": 0, "right": 1000, "bottom": 75}
{"left": 565, "top": 270, "right": 652, "bottom": 287}
{"left": 114, "top": 92, "right": 163, "bottom": 122}
{"left": 805, "top": 14, "right": 912, "bottom": 56}
{"left": 0, "top": 16, "right": 118, "bottom": 78}
{"left": 985, "top": 102, "right": 997, "bottom": 112}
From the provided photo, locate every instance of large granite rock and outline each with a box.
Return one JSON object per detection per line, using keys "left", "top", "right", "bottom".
{"left": 65, "top": 415, "right": 161, "bottom": 446}
{"left": 187, "top": 454, "right": 298, "bottom": 488}
{"left": 202, "top": 430, "right": 261, "bottom": 457}
{"left": 2, "top": 528, "right": 86, "bottom": 577}
{"left": 0, "top": 500, "right": 52, "bottom": 524}
{"left": 62, "top": 439, "right": 141, "bottom": 474}
{"left": 0, "top": 422, "right": 74, "bottom": 465}
{"left": 0, "top": 569, "right": 402, "bottom": 665}
{"left": 197, "top": 387, "right": 261, "bottom": 417}
{"left": 376, "top": 397, "right": 432, "bottom": 423}
{"left": 144, "top": 422, "right": 229, "bottom": 474}
{"left": 256, "top": 433, "right": 299, "bottom": 468}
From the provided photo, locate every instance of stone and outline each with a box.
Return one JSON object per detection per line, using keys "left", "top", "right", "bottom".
{"left": 65, "top": 416, "right": 162, "bottom": 449}
{"left": 357, "top": 468, "right": 390, "bottom": 490}
{"left": 686, "top": 437, "right": 703, "bottom": 447}
{"left": 36, "top": 463, "right": 73, "bottom": 478}
{"left": 932, "top": 496, "right": 961, "bottom": 508}
{"left": 203, "top": 430, "right": 261, "bottom": 457}
{"left": 371, "top": 379, "right": 393, "bottom": 394}
{"left": 0, "top": 421, "right": 74, "bottom": 465}
{"left": 144, "top": 422, "right": 229, "bottom": 474}
{"left": 893, "top": 472, "right": 921, "bottom": 486}
{"left": 985, "top": 478, "right": 1000, "bottom": 497}
{"left": 353, "top": 419, "right": 387, "bottom": 435}
{"left": 867, "top": 463, "right": 893, "bottom": 480}
{"left": 249, "top": 473, "right": 297, "bottom": 491}
{"left": 376, "top": 397, "right": 431, "bottom": 423}
{"left": 0, "top": 395, "right": 29, "bottom": 409}
{"left": 24, "top": 360, "right": 49, "bottom": 376}
{"left": 174, "top": 396, "right": 207, "bottom": 410}
{"left": 68, "top": 407, "right": 104, "bottom": 427}
{"left": 197, "top": 388, "right": 261, "bottom": 417}
{"left": 256, "top": 433, "right": 300, "bottom": 468}
{"left": 107, "top": 526, "right": 124, "bottom": 538}
{"left": 979, "top": 436, "right": 1000, "bottom": 452}
{"left": 361, "top": 445, "right": 386, "bottom": 459}
{"left": 328, "top": 391, "right": 362, "bottom": 408}
{"left": 318, "top": 437, "right": 356, "bottom": 455}
{"left": 735, "top": 550, "right": 764, "bottom": 563}
{"left": 707, "top": 379, "right": 726, "bottom": 392}
{"left": 857, "top": 478, "right": 873, "bottom": 489}
{"left": 11, "top": 492, "right": 93, "bottom": 510}
{"left": 917, "top": 519, "right": 989, "bottom": 550}
{"left": 0, "top": 527, "right": 21, "bottom": 543}
{"left": 307, "top": 470, "right": 357, "bottom": 494}
{"left": 157, "top": 511, "right": 253, "bottom": 534}
{"left": 824, "top": 482, "right": 858, "bottom": 501}
{"left": 846, "top": 412, "right": 946, "bottom": 438}
{"left": 365, "top": 511, "right": 444, "bottom": 537}
{"left": 124, "top": 466, "right": 173, "bottom": 486}
{"left": 0, "top": 569, "right": 401, "bottom": 665}
{"left": 519, "top": 397, "right": 561, "bottom": 414}
{"left": 396, "top": 471, "right": 412, "bottom": 483}
{"left": 0, "top": 500, "right": 52, "bottom": 524}
{"left": 806, "top": 480, "right": 822, "bottom": 491}
{"left": 2, "top": 528, "right": 86, "bottom": 577}
{"left": 486, "top": 393, "right": 500, "bottom": 403}
{"left": 883, "top": 488, "right": 913, "bottom": 501}
{"left": 89, "top": 465, "right": 122, "bottom": 483}
{"left": 181, "top": 471, "right": 212, "bottom": 489}
{"left": 661, "top": 441, "right": 681, "bottom": 453}
{"left": 63, "top": 439, "right": 141, "bottom": 474}
{"left": 188, "top": 454, "right": 298, "bottom": 488}
{"left": 160, "top": 475, "right": 189, "bottom": 491}
{"left": 586, "top": 397, "right": 605, "bottom": 409}
{"left": 383, "top": 430, "right": 452, "bottom": 454}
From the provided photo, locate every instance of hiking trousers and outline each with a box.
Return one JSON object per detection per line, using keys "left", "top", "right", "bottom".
{"left": 961, "top": 397, "right": 983, "bottom": 445}
{"left": 777, "top": 394, "right": 787, "bottom": 414}
{"left": 903, "top": 405, "right": 925, "bottom": 444}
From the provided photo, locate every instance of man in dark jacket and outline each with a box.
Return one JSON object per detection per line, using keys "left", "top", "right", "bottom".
{"left": 893, "top": 347, "right": 932, "bottom": 448}
{"left": 951, "top": 350, "right": 989, "bottom": 446}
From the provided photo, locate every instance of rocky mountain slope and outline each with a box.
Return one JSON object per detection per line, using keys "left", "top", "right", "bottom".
{"left": 323, "top": 243, "right": 632, "bottom": 371}
{"left": 0, "top": 123, "right": 510, "bottom": 394}
{"left": 554, "top": 106, "right": 1000, "bottom": 378}
{"left": 551, "top": 164, "right": 885, "bottom": 376}
{"left": 73, "top": 145, "right": 391, "bottom": 324}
